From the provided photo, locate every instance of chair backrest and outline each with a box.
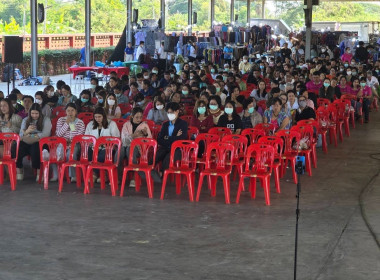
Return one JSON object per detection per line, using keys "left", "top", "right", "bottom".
{"left": 144, "top": 119, "right": 155, "bottom": 128}
{"left": 150, "top": 124, "right": 162, "bottom": 139}
{"left": 241, "top": 128, "right": 266, "bottom": 145}
{"left": 119, "top": 103, "right": 132, "bottom": 114}
{"left": 52, "top": 106, "right": 66, "bottom": 119}
{"left": 244, "top": 144, "right": 274, "bottom": 174}
{"left": 114, "top": 118, "right": 128, "bottom": 132}
{"left": 275, "top": 130, "right": 301, "bottom": 154}
{"left": 128, "top": 138, "right": 157, "bottom": 167}
{"left": 317, "top": 98, "right": 331, "bottom": 108}
{"left": 316, "top": 107, "right": 331, "bottom": 129}
{"left": 0, "top": 133, "right": 20, "bottom": 160}
{"left": 291, "top": 125, "right": 314, "bottom": 149}
{"left": 169, "top": 140, "right": 198, "bottom": 169}
{"left": 184, "top": 106, "right": 194, "bottom": 115}
{"left": 341, "top": 94, "right": 355, "bottom": 100}
{"left": 51, "top": 117, "right": 59, "bottom": 136}
{"left": 180, "top": 115, "right": 193, "bottom": 126}
{"left": 187, "top": 126, "right": 199, "bottom": 140}
{"left": 209, "top": 127, "right": 232, "bottom": 140}
{"left": 39, "top": 137, "right": 67, "bottom": 163}
{"left": 78, "top": 112, "right": 94, "bottom": 119}
{"left": 69, "top": 135, "right": 97, "bottom": 162}
{"left": 195, "top": 133, "right": 220, "bottom": 157}
{"left": 93, "top": 136, "right": 122, "bottom": 165}
{"left": 205, "top": 142, "right": 235, "bottom": 171}
{"left": 257, "top": 100, "right": 267, "bottom": 111}
{"left": 329, "top": 102, "right": 345, "bottom": 121}
{"left": 221, "top": 134, "right": 248, "bottom": 160}
{"left": 254, "top": 123, "right": 276, "bottom": 136}
{"left": 258, "top": 136, "right": 284, "bottom": 159}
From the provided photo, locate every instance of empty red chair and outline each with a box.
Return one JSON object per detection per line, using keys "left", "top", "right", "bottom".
{"left": 194, "top": 133, "right": 220, "bottom": 170}
{"left": 339, "top": 96, "right": 356, "bottom": 128}
{"left": 84, "top": 137, "right": 122, "bottom": 196}
{"left": 241, "top": 128, "right": 266, "bottom": 145}
{"left": 180, "top": 115, "right": 193, "bottom": 126}
{"left": 222, "top": 134, "right": 248, "bottom": 177}
{"left": 78, "top": 112, "right": 93, "bottom": 119}
{"left": 291, "top": 125, "right": 314, "bottom": 176}
{"left": 275, "top": 130, "right": 301, "bottom": 184}
{"left": 297, "top": 119, "right": 320, "bottom": 165}
{"left": 0, "top": 133, "right": 20, "bottom": 191}
{"left": 334, "top": 99, "right": 351, "bottom": 136}
{"left": 39, "top": 137, "right": 67, "bottom": 190}
{"left": 59, "top": 135, "right": 97, "bottom": 192}
{"left": 209, "top": 127, "right": 232, "bottom": 140}
{"left": 317, "top": 98, "right": 331, "bottom": 108}
{"left": 328, "top": 103, "right": 344, "bottom": 142}
{"left": 317, "top": 106, "right": 337, "bottom": 148}
{"left": 254, "top": 123, "right": 276, "bottom": 136}
{"left": 187, "top": 126, "right": 199, "bottom": 140}
{"left": 143, "top": 119, "right": 155, "bottom": 128}
{"left": 120, "top": 138, "right": 157, "bottom": 198}
{"left": 236, "top": 144, "right": 275, "bottom": 205}
{"left": 113, "top": 118, "right": 128, "bottom": 132}
{"left": 160, "top": 140, "right": 198, "bottom": 201}
{"left": 258, "top": 136, "right": 283, "bottom": 194}
{"left": 52, "top": 106, "right": 66, "bottom": 119}
{"left": 196, "top": 142, "right": 235, "bottom": 204}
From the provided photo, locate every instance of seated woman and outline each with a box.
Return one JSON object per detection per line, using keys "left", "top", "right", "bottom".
{"left": 239, "top": 97, "right": 263, "bottom": 129}
{"left": 95, "top": 90, "right": 107, "bottom": 108}
{"left": 169, "top": 92, "right": 186, "bottom": 116}
{"left": 85, "top": 106, "right": 120, "bottom": 181}
{"left": 225, "top": 86, "right": 243, "bottom": 107}
{"left": 147, "top": 96, "right": 168, "bottom": 125}
{"left": 56, "top": 103, "right": 86, "bottom": 182}
{"left": 299, "top": 88, "right": 315, "bottom": 109}
{"left": 295, "top": 95, "right": 316, "bottom": 124}
{"left": 58, "top": 85, "right": 77, "bottom": 107}
{"left": 0, "top": 98, "right": 22, "bottom": 134}
{"left": 75, "top": 90, "right": 94, "bottom": 113}
{"left": 181, "top": 84, "right": 195, "bottom": 106}
{"left": 213, "top": 81, "right": 227, "bottom": 105}
{"left": 264, "top": 97, "right": 290, "bottom": 132}
{"left": 250, "top": 80, "right": 268, "bottom": 101}
{"left": 105, "top": 93, "right": 122, "bottom": 119}
{"left": 208, "top": 95, "right": 224, "bottom": 126}
{"left": 44, "top": 85, "right": 58, "bottom": 108}
{"left": 156, "top": 102, "right": 188, "bottom": 172}
{"left": 35, "top": 91, "right": 52, "bottom": 118}
{"left": 217, "top": 100, "right": 243, "bottom": 134}
{"left": 338, "top": 76, "right": 351, "bottom": 96}
{"left": 16, "top": 103, "right": 52, "bottom": 181}
{"left": 191, "top": 99, "right": 214, "bottom": 134}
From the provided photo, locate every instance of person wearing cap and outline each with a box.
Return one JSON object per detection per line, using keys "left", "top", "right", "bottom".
{"left": 238, "top": 56, "right": 252, "bottom": 75}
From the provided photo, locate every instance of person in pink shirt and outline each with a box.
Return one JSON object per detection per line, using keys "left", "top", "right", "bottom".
{"left": 338, "top": 76, "right": 352, "bottom": 96}
{"left": 306, "top": 71, "right": 323, "bottom": 95}
{"left": 359, "top": 77, "right": 372, "bottom": 122}
{"left": 341, "top": 47, "right": 353, "bottom": 63}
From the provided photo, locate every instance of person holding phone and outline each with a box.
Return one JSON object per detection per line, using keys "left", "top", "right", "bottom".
{"left": 16, "top": 103, "right": 52, "bottom": 181}
{"left": 0, "top": 98, "right": 22, "bottom": 134}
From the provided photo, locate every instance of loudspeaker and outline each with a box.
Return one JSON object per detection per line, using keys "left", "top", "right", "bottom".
{"left": 2, "top": 36, "right": 23, "bottom": 64}
{"left": 37, "top": 3, "right": 45, "bottom": 23}
{"left": 133, "top": 9, "right": 138, "bottom": 23}
{"left": 235, "top": 14, "right": 239, "bottom": 21}
{"left": 193, "top": 12, "right": 197, "bottom": 24}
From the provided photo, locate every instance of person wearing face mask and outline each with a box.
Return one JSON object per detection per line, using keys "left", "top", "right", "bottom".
{"left": 263, "top": 98, "right": 290, "bottom": 132}
{"left": 180, "top": 84, "right": 194, "bottom": 106}
{"left": 156, "top": 102, "right": 188, "bottom": 172}
{"left": 208, "top": 95, "right": 224, "bottom": 125}
{"left": 190, "top": 99, "right": 213, "bottom": 134}
{"left": 88, "top": 77, "right": 99, "bottom": 96}
{"left": 147, "top": 96, "right": 168, "bottom": 125}
{"left": 299, "top": 88, "right": 315, "bottom": 109}
{"left": 43, "top": 85, "right": 58, "bottom": 108}
{"left": 105, "top": 93, "right": 122, "bottom": 119}
{"left": 295, "top": 95, "right": 316, "bottom": 124}
{"left": 217, "top": 101, "right": 243, "bottom": 134}
{"left": 75, "top": 90, "right": 94, "bottom": 113}
{"left": 239, "top": 97, "right": 263, "bottom": 129}
{"left": 35, "top": 91, "right": 52, "bottom": 118}
{"left": 238, "top": 56, "right": 252, "bottom": 75}
{"left": 341, "top": 47, "right": 353, "bottom": 63}
{"left": 113, "top": 85, "right": 128, "bottom": 105}
{"left": 319, "top": 78, "right": 337, "bottom": 102}
{"left": 58, "top": 85, "right": 77, "bottom": 106}
{"left": 8, "top": 93, "right": 27, "bottom": 119}
{"left": 95, "top": 90, "right": 107, "bottom": 108}
{"left": 0, "top": 98, "right": 22, "bottom": 134}
{"left": 359, "top": 77, "right": 372, "bottom": 123}
{"left": 213, "top": 81, "right": 227, "bottom": 105}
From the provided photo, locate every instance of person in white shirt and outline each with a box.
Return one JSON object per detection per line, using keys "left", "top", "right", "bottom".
{"left": 188, "top": 41, "right": 197, "bottom": 62}
{"left": 366, "top": 70, "right": 379, "bottom": 97}
{"left": 157, "top": 42, "right": 167, "bottom": 71}
{"left": 135, "top": 41, "right": 146, "bottom": 61}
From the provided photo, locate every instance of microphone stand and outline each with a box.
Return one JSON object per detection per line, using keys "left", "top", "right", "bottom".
{"left": 294, "top": 159, "right": 304, "bottom": 280}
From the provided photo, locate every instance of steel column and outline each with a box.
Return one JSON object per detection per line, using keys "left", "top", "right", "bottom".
{"left": 85, "top": 0, "right": 91, "bottom": 66}
{"left": 30, "top": 0, "right": 38, "bottom": 77}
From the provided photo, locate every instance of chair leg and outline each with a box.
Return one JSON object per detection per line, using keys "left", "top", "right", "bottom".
{"left": 0, "top": 165, "right": 4, "bottom": 185}
{"left": 222, "top": 175, "right": 231, "bottom": 204}
{"left": 186, "top": 173, "right": 194, "bottom": 202}
{"left": 291, "top": 159, "right": 298, "bottom": 184}
{"left": 43, "top": 163, "right": 50, "bottom": 190}
{"left": 236, "top": 176, "right": 244, "bottom": 204}
{"left": 160, "top": 171, "right": 169, "bottom": 200}
{"left": 196, "top": 174, "right": 205, "bottom": 201}
{"left": 120, "top": 169, "right": 128, "bottom": 197}
{"left": 108, "top": 169, "right": 116, "bottom": 196}
{"left": 250, "top": 177, "right": 257, "bottom": 199}
{"left": 8, "top": 163, "right": 16, "bottom": 191}
{"left": 338, "top": 124, "right": 343, "bottom": 142}
{"left": 312, "top": 146, "right": 317, "bottom": 168}
{"left": 58, "top": 166, "right": 66, "bottom": 192}
{"left": 274, "top": 166, "right": 280, "bottom": 194}
{"left": 210, "top": 176, "right": 217, "bottom": 197}
{"left": 84, "top": 167, "right": 92, "bottom": 194}
{"left": 306, "top": 153, "right": 312, "bottom": 177}
{"left": 344, "top": 118, "right": 350, "bottom": 136}
{"left": 146, "top": 171, "right": 154, "bottom": 199}
{"left": 263, "top": 176, "right": 271, "bottom": 206}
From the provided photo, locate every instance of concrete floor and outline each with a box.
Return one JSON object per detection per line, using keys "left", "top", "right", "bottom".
{"left": 0, "top": 78, "right": 379, "bottom": 279}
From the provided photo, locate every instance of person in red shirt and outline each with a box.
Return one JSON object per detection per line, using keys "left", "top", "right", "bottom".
{"left": 190, "top": 100, "right": 214, "bottom": 134}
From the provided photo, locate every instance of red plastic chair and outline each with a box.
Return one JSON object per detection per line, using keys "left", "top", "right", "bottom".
{"left": 52, "top": 106, "right": 66, "bottom": 119}
{"left": 143, "top": 119, "right": 155, "bottom": 128}
{"left": 209, "top": 127, "right": 232, "bottom": 140}
{"left": 291, "top": 125, "right": 314, "bottom": 176}
{"left": 328, "top": 103, "right": 344, "bottom": 142}
{"left": 371, "top": 97, "right": 379, "bottom": 111}
{"left": 119, "top": 103, "right": 132, "bottom": 115}
{"left": 160, "top": 140, "right": 199, "bottom": 201}
{"left": 120, "top": 138, "right": 157, "bottom": 198}
{"left": 84, "top": 136, "right": 122, "bottom": 196}
{"left": 196, "top": 142, "right": 235, "bottom": 204}
{"left": 194, "top": 133, "right": 220, "bottom": 170}
{"left": 184, "top": 106, "right": 194, "bottom": 115}
{"left": 222, "top": 134, "right": 248, "bottom": 179}
{"left": 339, "top": 96, "right": 356, "bottom": 128}
{"left": 236, "top": 107, "right": 244, "bottom": 114}
{"left": 236, "top": 144, "right": 275, "bottom": 205}
{"left": 254, "top": 123, "right": 276, "bottom": 136}
{"left": 333, "top": 100, "right": 351, "bottom": 136}
{"left": 258, "top": 136, "right": 284, "bottom": 194}
{"left": 241, "top": 128, "right": 266, "bottom": 145}
{"left": 91, "top": 97, "right": 98, "bottom": 104}
{"left": 39, "top": 137, "right": 68, "bottom": 190}
{"left": 180, "top": 115, "right": 193, "bottom": 126}
{"left": 59, "top": 135, "right": 97, "bottom": 192}
{"left": 188, "top": 126, "right": 199, "bottom": 140}
{"left": 78, "top": 112, "right": 94, "bottom": 119}
{"left": 317, "top": 106, "right": 337, "bottom": 148}
{"left": 275, "top": 130, "right": 301, "bottom": 184}
{"left": 257, "top": 100, "right": 267, "bottom": 111}
{"left": 150, "top": 124, "right": 162, "bottom": 139}
{"left": 317, "top": 98, "right": 331, "bottom": 108}
{"left": 51, "top": 117, "right": 58, "bottom": 136}
{"left": 0, "top": 133, "right": 20, "bottom": 191}
{"left": 297, "top": 119, "right": 321, "bottom": 164}
{"left": 114, "top": 118, "right": 128, "bottom": 132}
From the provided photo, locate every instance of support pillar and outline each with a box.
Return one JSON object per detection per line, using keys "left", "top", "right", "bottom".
{"left": 210, "top": 0, "right": 215, "bottom": 31}
{"left": 305, "top": 0, "right": 313, "bottom": 60}
{"left": 85, "top": 0, "right": 91, "bottom": 66}
{"left": 126, "top": 0, "right": 132, "bottom": 45}
{"left": 230, "top": 0, "right": 235, "bottom": 23}
{"left": 30, "top": 0, "right": 38, "bottom": 77}
{"left": 188, "top": 0, "right": 192, "bottom": 35}
{"left": 247, "top": 0, "right": 251, "bottom": 26}
{"left": 262, "top": 0, "right": 266, "bottom": 19}
{"left": 160, "top": 0, "right": 165, "bottom": 31}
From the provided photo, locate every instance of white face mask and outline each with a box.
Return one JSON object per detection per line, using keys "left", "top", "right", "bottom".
{"left": 48, "top": 91, "right": 54, "bottom": 97}
{"left": 107, "top": 99, "right": 115, "bottom": 106}
{"left": 144, "top": 75, "right": 149, "bottom": 79}
{"left": 35, "top": 99, "right": 43, "bottom": 105}
{"left": 167, "top": 113, "right": 176, "bottom": 121}
{"left": 156, "top": 104, "right": 164, "bottom": 110}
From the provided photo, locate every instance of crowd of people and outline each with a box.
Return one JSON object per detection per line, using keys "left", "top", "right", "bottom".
{"left": 0, "top": 39, "right": 378, "bottom": 188}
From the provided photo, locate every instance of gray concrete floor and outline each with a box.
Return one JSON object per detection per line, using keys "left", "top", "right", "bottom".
{"left": 0, "top": 82, "right": 379, "bottom": 279}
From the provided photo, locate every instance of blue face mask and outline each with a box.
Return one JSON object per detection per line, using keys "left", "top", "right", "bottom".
{"left": 225, "top": 107, "right": 233, "bottom": 115}
{"left": 197, "top": 107, "right": 206, "bottom": 115}
{"left": 98, "top": 99, "right": 104, "bottom": 104}
{"left": 248, "top": 107, "right": 254, "bottom": 114}
{"left": 81, "top": 98, "right": 89, "bottom": 103}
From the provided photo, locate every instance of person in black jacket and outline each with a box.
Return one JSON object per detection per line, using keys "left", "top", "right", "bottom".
{"left": 355, "top": 41, "right": 369, "bottom": 63}
{"left": 156, "top": 102, "right": 188, "bottom": 172}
